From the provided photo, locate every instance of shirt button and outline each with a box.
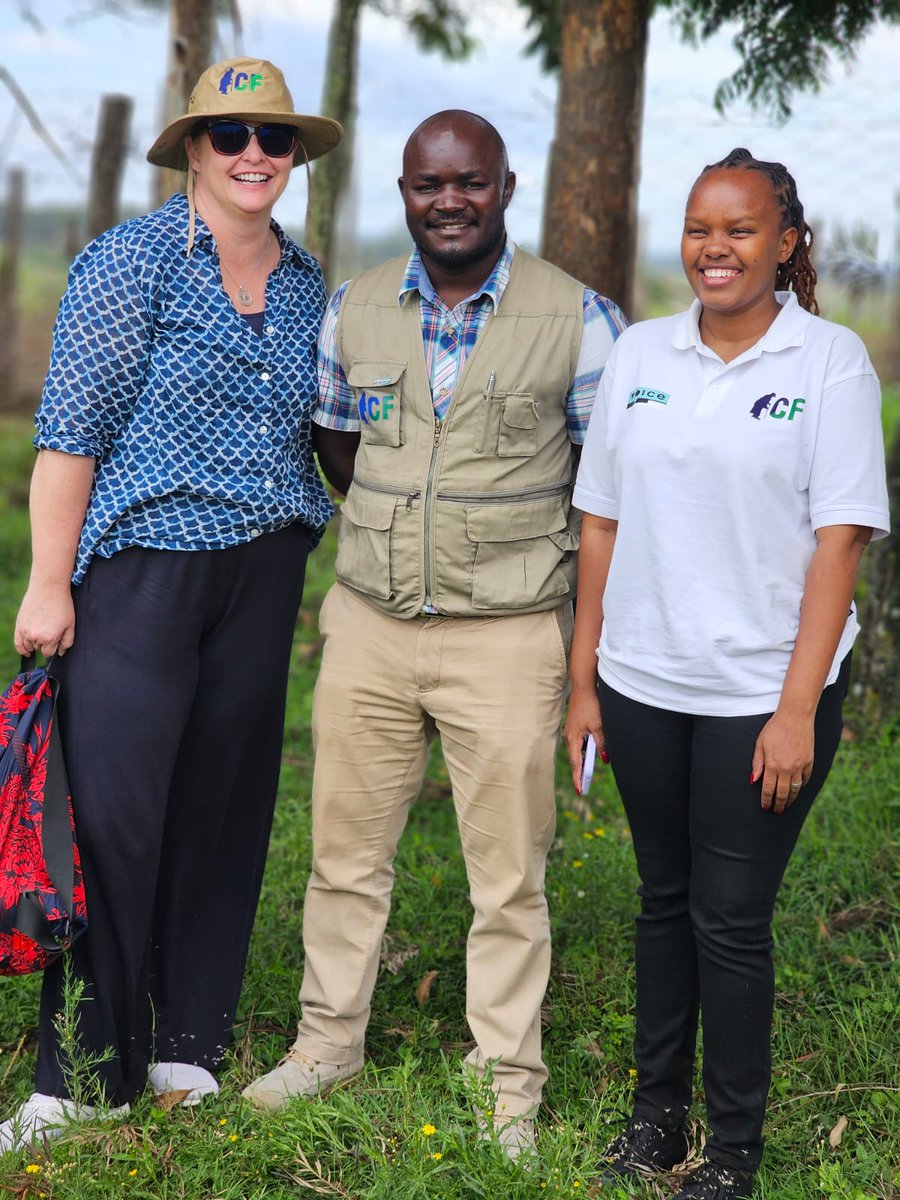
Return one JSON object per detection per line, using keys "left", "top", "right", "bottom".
{"left": 261, "top": 371, "right": 270, "bottom": 382}
{"left": 259, "top": 424, "right": 269, "bottom": 434}
{"left": 266, "top": 325, "right": 275, "bottom": 335}
{"left": 249, "top": 528, "right": 261, "bottom": 537}
{"left": 264, "top": 479, "right": 274, "bottom": 489}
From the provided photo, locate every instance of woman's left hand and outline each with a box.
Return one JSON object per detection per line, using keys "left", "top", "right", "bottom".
{"left": 751, "top": 711, "right": 815, "bottom": 814}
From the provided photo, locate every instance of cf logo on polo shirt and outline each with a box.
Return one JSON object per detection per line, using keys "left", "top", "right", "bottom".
{"left": 749, "top": 393, "right": 806, "bottom": 421}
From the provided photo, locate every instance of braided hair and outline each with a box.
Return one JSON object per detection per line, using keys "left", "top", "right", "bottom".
{"left": 702, "top": 148, "right": 819, "bottom": 316}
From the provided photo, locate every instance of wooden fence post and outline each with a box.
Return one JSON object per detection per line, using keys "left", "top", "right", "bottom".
{"left": 86, "top": 94, "right": 134, "bottom": 242}
{"left": 0, "top": 167, "right": 25, "bottom": 412}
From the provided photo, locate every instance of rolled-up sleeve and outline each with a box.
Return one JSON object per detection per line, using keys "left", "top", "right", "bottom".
{"left": 35, "top": 230, "right": 154, "bottom": 459}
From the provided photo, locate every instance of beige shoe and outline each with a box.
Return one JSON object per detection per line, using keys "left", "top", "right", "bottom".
{"left": 241, "top": 1047, "right": 363, "bottom": 1111}
{"left": 476, "top": 1111, "right": 536, "bottom": 1162}
{"left": 495, "top": 1115, "right": 536, "bottom": 1161}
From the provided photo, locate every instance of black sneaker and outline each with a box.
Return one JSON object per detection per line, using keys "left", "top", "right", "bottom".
{"left": 598, "top": 1118, "right": 689, "bottom": 1180}
{"left": 673, "top": 1160, "right": 754, "bottom": 1199}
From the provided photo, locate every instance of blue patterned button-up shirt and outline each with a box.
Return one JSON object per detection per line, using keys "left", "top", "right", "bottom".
{"left": 35, "top": 193, "right": 333, "bottom": 584}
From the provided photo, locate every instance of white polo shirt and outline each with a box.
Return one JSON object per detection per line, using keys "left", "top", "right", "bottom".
{"left": 573, "top": 292, "right": 891, "bottom": 716}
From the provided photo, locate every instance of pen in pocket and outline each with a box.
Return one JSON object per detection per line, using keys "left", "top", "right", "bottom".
{"left": 478, "top": 370, "right": 498, "bottom": 455}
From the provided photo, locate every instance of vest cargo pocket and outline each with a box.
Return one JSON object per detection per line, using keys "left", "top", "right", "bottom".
{"left": 346, "top": 361, "right": 405, "bottom": 448}
{"left": 498, "top": 393, "right": 538, "bottom": 457}
{"left": 466, "top": 497, "right": 574, "bottom": 609}
{"left": 334, "top": 487, "right": 397, "bottom": 600}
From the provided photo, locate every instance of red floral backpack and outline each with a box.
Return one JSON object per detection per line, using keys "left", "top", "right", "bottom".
{"left": 0, "top": 657, "right": 87, "bottom": 975}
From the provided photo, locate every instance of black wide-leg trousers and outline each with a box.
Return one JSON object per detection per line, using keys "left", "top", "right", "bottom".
{"left": 598, "top": 657, "right": 849, "bottom": 1172}
{"left": 34, "top": 525, "right": 309, "bottom": 1106}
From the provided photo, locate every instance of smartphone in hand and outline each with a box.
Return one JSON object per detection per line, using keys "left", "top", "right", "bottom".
{"left": 579, "top": 735, "right": 597, "bottom": 796}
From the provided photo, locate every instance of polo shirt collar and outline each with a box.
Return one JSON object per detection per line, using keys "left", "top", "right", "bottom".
{"left": 671, "top": 291, "right": 810, "bottom": 357}
{"left": 398, "top": 238, "right": 515, "bottom": 310}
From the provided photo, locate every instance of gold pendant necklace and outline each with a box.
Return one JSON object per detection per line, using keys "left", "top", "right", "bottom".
{"left": 219, "top": 232, "right": 272, "bottom": 307}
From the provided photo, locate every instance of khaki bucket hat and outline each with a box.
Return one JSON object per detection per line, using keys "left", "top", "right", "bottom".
{"left": 147, "top": 57, "right": 342, "bottom": 171}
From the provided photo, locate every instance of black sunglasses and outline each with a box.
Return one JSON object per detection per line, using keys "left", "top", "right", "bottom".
{"left": 204, "top": 120, "right": 297, "bottom": 159}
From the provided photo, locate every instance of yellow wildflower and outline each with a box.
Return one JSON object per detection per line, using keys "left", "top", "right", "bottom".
{"left": 422, "top": 1123, "right": 436, "bottom": 1136}
{"left": 25, "top": 1164, "right": 41, "bottom": 1174}
{"left": 629, "top": 1068, "right": 637, "bottom": 1078}
{"left": 432, "top": 1152, "right": 443, "bottom": 1160}
{"left": 594, "top": 828, "right": 606, "bottom": 837}
{"left": 572, "top": 860, "right": 583, "bottom": 869}
{"left": 218, "top": 1118, "right": 227, "bottom": 1126}
{"left": 228, "top": 1133, "right": 239, "bottom": 1142}
{"left": 129, "top": 1168, "right": 138, "bottom": 1176}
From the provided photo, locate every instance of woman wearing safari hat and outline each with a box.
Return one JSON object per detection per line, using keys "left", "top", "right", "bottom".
{"left": 2, "top": 58, "right": 341, "bottom": 1153}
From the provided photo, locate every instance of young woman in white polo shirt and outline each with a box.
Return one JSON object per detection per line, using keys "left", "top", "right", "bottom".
{"left": 566, "top": 148, "right": 890, "bottom": 1199}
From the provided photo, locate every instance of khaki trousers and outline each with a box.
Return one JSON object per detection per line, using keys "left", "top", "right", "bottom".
{"left": 294, "top": 582, "right": 572, "bottom": 1117}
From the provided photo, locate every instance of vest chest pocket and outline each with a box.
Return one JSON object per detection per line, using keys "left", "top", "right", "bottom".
{"left": 466, "top": 496, "right": 576, "bottom": 609}
{"left": 479, "top": 392, "right": 538, "bottom": 457}
{"left": 334, "top": 487, "right": 398, "bottom": 600}
{"left": 346, "top": 362, "right": 405, "bottom": 448}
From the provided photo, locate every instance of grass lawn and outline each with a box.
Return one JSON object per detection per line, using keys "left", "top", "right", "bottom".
{"left": 0, "top": 416, "right": 897, "bottom": 1199}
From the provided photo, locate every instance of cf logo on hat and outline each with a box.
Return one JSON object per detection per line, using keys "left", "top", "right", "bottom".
{"left": 218, "top": 67, "right": 264, "bottom": 95}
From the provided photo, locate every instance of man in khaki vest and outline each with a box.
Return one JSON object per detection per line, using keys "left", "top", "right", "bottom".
{"left": 244, "top": 110, "right": 625, "bottom": 1154}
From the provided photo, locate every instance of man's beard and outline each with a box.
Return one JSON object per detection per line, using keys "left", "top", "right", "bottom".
{"left": 415, "top": 221, "right": 506, "bottom": 272}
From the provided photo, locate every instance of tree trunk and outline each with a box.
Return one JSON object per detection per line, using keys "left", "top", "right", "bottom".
{"left": 153, "top": 0, "right": 216, "bottom": 208}
{"left": 888, "top": 189, "right": 900, "bottom": 386}
{"left": 87, "top": 94, "right": 134, "bottom": 242}
{"left": 306, "top": 0, "right": 363, "bottom": 288}
{"left": 0, "top": 168, "right": 25, "bottom": 412}
{"left": 853, "top": 425, "right": 900, "bottom": 727}
{"left": 541, "top": 0, "right": 650, "bottom": 317}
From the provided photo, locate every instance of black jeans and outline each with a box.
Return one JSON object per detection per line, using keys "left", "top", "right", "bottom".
{"left": 35, "top": 525, "right": 309, "bottom": 1106}
{"left": 598, "top": 657, "right": 850, "bottom": 1172}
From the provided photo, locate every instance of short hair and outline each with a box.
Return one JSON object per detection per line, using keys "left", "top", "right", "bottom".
{"left": 404, "top": 110, "right": 509, "bottom": 177}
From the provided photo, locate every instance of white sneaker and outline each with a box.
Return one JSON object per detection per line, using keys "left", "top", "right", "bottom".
{"left": 241, "top": 1046, "right": 363, "bottom": 1111}
{"left": 0, "top": 1092, "right": 130, "bottom": 1155}
{"left": 147, "top": 1062, "right": 219, "bottom": 1107}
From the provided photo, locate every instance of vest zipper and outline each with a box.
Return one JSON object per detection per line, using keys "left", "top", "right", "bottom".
{"left": 436, "top": 481, "right": 571, "bottom": 504}
{"left": 423, "top": 417, "right": 443, "bottom": 608}
{"left": 351, "top": 477, "right": 421, "bottom": 512}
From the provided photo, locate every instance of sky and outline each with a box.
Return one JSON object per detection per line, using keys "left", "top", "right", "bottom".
{"left": 3, "top": 0, "right": 900, "bottom": 265}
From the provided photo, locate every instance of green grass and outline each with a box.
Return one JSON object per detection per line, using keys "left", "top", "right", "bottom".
{"left": 0, "top": 417, "right": 897, "bottom": 1198}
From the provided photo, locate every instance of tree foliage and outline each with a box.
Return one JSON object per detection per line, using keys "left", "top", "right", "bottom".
{"left": 518, "top": 0, "right": 900, "bottom": 118}
{"left": 368, "top": 0, "right": 475, "bottom": 58}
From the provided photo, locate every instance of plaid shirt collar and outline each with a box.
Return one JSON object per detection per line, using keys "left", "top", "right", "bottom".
{"left": 398, "top": 239, "right": 515, "bottom": 311}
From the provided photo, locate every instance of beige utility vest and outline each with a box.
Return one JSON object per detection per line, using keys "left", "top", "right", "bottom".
{"left": 333, "top": 248, "right": 585, "bottom": 618}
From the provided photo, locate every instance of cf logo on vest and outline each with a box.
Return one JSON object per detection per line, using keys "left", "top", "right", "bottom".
{"left": 219, "top": 68, "right": 264, "bottom": 94}
{"left": 358, "top": 392, "right": 395, "bottom": 424}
